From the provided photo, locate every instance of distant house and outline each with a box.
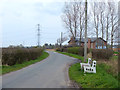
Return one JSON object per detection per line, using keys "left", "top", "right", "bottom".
{"left": 44, "top": 43, "right": 55, "bottom": 49}
{"left": 68, "top": 37, "right": 107, "bottom": 49}
{"left": 112, "top": 45, "right": 120, "bottom": 52}
{"left": 44, "top": 43, "right": 49, "bottom": 49}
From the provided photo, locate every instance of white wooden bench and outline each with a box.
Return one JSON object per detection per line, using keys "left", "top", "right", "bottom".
{"left": 84, "top": 60, "right": 96, "bottom": 73}
{"left": 80, "top": 58, "right": 92, "bottom": 70}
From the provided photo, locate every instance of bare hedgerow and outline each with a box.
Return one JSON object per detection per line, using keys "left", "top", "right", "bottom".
{"left": 92, "top": 49, "right": 114, "bottom": 60}
{"left": 2, "top": 48, "right": 43, "bottom": 66}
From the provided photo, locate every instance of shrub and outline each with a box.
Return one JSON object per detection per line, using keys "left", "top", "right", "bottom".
{"left": 118, "top": 53, "right": 120, "bottom": 61}
{"left": 56, "top": 47, "right": 89, "bottom": 56}
{"left": 67, "top": 47, "right": 90, "bottom": 56}
{"left": 2, "top": 48, "right": 43, "bottom": 66}
{"left": 118, "top": 53, "right": 120, "bottom": 82}
{"left": 78, "top": 47, "right": 84, "bottom": 56}
{"left": 67, "top": 47, "right": 79, "bottom": 54}
{"left": 56, "top": 48, "right": 60, "bottom": 51}
{"left": 92, "top": 49, "right": 114, "bottom": 60}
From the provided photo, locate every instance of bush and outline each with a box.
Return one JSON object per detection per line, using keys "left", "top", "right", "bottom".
{"left": 119, "top": 53, "right": 120, "bottom": 82}
{"left": 67, "top": 47, "right": 80, "bottom": 54}
{"left": 118, "top": 53, "right": 120, "bottom": 61}
{"left": 56, "top": 47, "right": 89, "bottom": 56}
{"left": 92, "top": 49, "right": 114, "bottom": 60}
{"left": 2, "top": 48, "right": 43, "bottom": 66}
{"left": 56, "top": 48, "right": 62, "bottom": 52}
{"left": 68, "top": 47, "right": 90, "bottom": 56}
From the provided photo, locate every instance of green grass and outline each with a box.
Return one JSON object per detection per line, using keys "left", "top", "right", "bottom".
{"left": 110, "top": 55, "right": 118, "bottom": 61}
{"left": 69, "top": 63, "right": 118, "bottom": 88}
{"left": 0, "top": 52, "right": 49, "bottom": 75}
{"left": 56, "top": 51, "right": 84, "bottom": 62}
{"left": 114, "top": 52, "right": 119, "bottom": 54}
{"left": 98, "top": 63, "right": 118, "bottom": 79}
{"left": 57, "top": 51, "right": 118, "bottom": 88}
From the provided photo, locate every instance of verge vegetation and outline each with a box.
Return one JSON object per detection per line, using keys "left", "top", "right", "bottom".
{"left": 69, "top": 63, "right": 118, "bottom": 88}
{"left": 2, "top": 48, "right": 44, "bottom": 66}
{"left": 56, "top": 47, "right": 118, "bottom": 88}
{"left": 56, "top": 51, "right": 84, "bottom": 62}
{"left": 0, "top": 51, "right": 49, "bottom": 75}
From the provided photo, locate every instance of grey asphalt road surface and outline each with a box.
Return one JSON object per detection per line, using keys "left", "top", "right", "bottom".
{"left": 2, "top": 51, "right": 78, "bottom": 88}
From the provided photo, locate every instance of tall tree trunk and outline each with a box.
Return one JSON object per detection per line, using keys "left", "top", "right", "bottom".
{"left": 100, "top": 11, "right": 104, "bottom": 49}
{"left": 79, "top": 2, "right": 84, "bottom": 47}
{"left": 111, "top": 34, "right": 113, "bottom": 49}
{"left": 102, "top": 25, "right": 104, "bottom": 49}
{"left": 97, "top": 29, "right": 98, "bottom": 49}
{"left": 79, "top": 30, "right": 82, "bottom": 46}
{"left": 96, "top": 15, "right": 99, "bottom": 49}
{"left": 93, "top": 4, "right": 99, "bottom": 49}
{"left": 111, "top": 15, "right": 114, "bottom": 49}
{"left": 106, "top": 16, "right": 109, "bottom": 49}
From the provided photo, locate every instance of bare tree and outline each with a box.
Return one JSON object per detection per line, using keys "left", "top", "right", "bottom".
{"left": 108, "top": 2, "right": 119, "bottom": 49}
{"left": 61, "top": 1, "right": 119, "bottom": 50}
{"left": 62, "top": 3, "right": 74, "bottom": 38}
{"left": 92, "top": 2, "right": 100, "bottom": 49}
{"left": 91, "top": 2, "right": 119, "bottom": 49}
{"left": 78, "top": 2, "right": 85, "bottom": 46}
{"left": 98, "top": 2, "right": 106, "bottom": 49}
{"left": 62, "top": 1, "right": 89, "bottom": 48}
{"left": 57, "top": 36, "right": 68, "bottom": 47}
{"left": 104, "top": 2, "right": 111, "bottom": 49}
{"left": 62, "top": 2, "right": 79, "bottom": 40}
{"left": 71, "top": 2, "right": 79, "bottom": 38}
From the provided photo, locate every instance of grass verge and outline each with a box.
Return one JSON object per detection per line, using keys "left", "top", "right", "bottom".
{"left": 110, "top": 55, "right": 118, "bottom": 61}
{"left": 114, "top": 52, "right": 119, "bottom": 54}
{"left": 57, "top": 51, "right": 118, "bottom": 88}
{"left": 0, "top": 52, "right": 49, "bottom": 75}
{"left": 56, "top": 51, "right": 84, "bottom": 62}
{"left": 69, "top": 63, "right": 118, "bottom": 88}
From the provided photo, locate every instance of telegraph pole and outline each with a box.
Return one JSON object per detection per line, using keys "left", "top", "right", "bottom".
{"left": 84, "top": 0, "right": 87, "bottom": 62}
{"left": 118, "top": 1, "right": 120, "bottom": 52}
{"left": 37, "top": 24, "right": 40, "bottom": 47}
{"left": 60, "top": 32, "right": 63, "bottom": 48}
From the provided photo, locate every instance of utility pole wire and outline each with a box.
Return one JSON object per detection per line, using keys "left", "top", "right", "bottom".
{"left": 37, "top": 24, "right": 40, "bottom": 47}
{"left": 84, "top": 0, "right": 87, "bottom": 62}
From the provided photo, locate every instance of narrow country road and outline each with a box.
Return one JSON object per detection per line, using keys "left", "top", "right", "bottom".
{"left": 2, "top": 51, "right": 78, "bottom": 88}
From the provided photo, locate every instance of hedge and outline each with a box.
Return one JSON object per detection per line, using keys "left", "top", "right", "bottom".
{"left": 92, "top": 49, "right": 114, "bottom": 60}
{"left": 56, "top": 47, "right": 114, "bottom": 60}
{"left": 56, "top": 47, "right": 89, "bottom": 56}
{"left": 2, "top": 48, "right": 43, "bottom": 66}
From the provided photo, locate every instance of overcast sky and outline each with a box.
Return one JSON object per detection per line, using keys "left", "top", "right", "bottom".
{"left": 0, "top": 0, "right": 67, "bottom": 47}
{"left": 0, "top": 0, "right": 119, "bottom": 47}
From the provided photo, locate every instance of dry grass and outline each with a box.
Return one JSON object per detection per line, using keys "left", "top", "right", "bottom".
{"left": 46, "top": 49, "right": 55, "bottom": 51}
{"left": 87, "top": 52, "right": 92, "bottom": 59}
{"left": 97, "top": 56, "right": 118, "bottom": 76}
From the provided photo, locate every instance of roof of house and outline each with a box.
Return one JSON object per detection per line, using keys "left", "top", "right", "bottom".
{"left": 113, "top": 45, "right": 119, "bottom": 48}
{"left": 75, "top": 37, "right": 98, "bottom": 43}
{"left": 68, "top": 37, "right": 107, "bottom": 43}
